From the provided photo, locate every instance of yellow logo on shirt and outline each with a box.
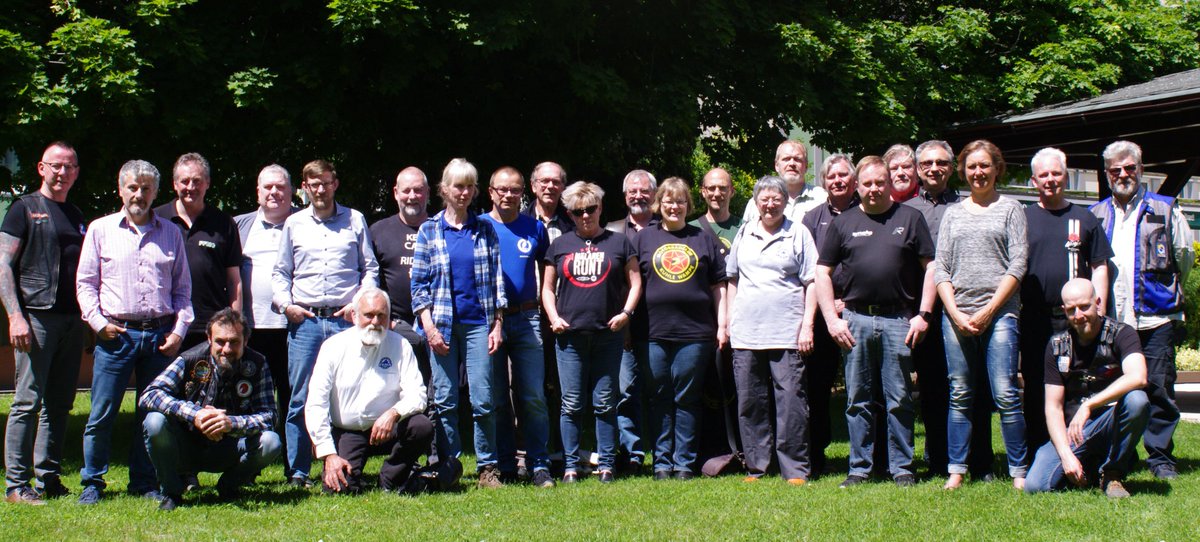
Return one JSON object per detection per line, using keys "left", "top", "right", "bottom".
{"left": 652, "top": 243, "right": 698, "bottom": 283}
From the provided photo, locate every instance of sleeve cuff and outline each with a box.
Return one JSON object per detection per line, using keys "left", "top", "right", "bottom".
{"left": 314, "top": 442, "right": 337, "bottom": 459}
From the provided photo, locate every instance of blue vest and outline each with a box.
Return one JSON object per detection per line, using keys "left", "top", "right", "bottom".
{"left": 1090, "top": 192, "right": 1184, "bottom": 315}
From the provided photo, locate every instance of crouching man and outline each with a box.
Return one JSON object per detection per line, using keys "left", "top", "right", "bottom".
{"left": 1025, "top": 278, "right": 1149, "bottom": 498}
{"left": 306, "top": 287, "right": 433, "bottom": 494}
{"left": 140, "top": 308, "right": 281, "bottom": 510}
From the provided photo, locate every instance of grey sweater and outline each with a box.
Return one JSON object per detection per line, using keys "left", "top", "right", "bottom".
{"left": 934, "top": 196, "right": 1028, "bottom": 316}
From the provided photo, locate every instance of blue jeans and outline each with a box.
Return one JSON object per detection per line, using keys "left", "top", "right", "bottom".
{"left": 143, "top": 412, "right": 282, "bottom": 496}
{"left": 286, "top": 316, "right": 351, "bottom": 478}
{"left": 944, "top": 312, "right": 1027, "bottom": 478}
{"left": 1025, "top": 390, "right": 1150, "bottom": 493}
{"left": 1138, "top": 322, "right": 1180, "bottom": 470}
{"left": 80, "top": 326, "right": 172, "bottom": 492}
{"left": 647, "top": 339, "right": 710, "bottom": 474}
{"left": 843, "top": 310, "right": 916, "bottom": 478}
{"left": 556, "top": 329, "right": 623, "bottom": 473}
{"left": 430, "top": 322, "right": 497, "bottom": 469}
{"left": 492, "top": 309, "right": 551, "bottom": 473}
{"left": 617, "top": 341, "right": 651, "bottom": 461}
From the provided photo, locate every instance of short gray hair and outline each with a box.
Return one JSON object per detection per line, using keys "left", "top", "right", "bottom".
{"left": 258, "top": 164, "right": 291, "bottom": 185}
{"left": 753, "top": 175, "right": 787, "bottom": 200}
{"left": 1102, "top": 140, "right": 1142, "bottom": 168}
{"left": 353, "top": 286, "right": 391, "bottom": 314}
{"left": 883, "top": 144, "right": 915, "bottom": 167}
{"left": 118, "top": 159, "right": 160, "bottom": 190}
{"left": 820, "top": 153, "right": 856, "bottom": 182}
{"left": 622, "top": 169, "right": 657, "bottom": 193}
{"left": 915, "top": 140, "right": 953, "bottom": 162}
{"left": 173, "top": 152, "right": 210, "bottom": 181}
{"left": 1030, "top": 147, "right": 1067, "bottom": 174}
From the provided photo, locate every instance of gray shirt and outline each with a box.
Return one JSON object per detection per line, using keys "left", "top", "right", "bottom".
{"left": 727, "top": 218, "right": 817, "bottom": 350}
{"left": 272, "top": 204, "right": 379, "bottom": 310}
{"left": 903, "top": 188, "right": 960, "bottom": 248}
{"left": 934, "top": 196, "right": 1028, "bottom": 316}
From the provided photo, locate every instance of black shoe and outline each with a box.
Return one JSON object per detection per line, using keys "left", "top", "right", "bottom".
{"left": 530, "top": 469, "right": 556, "bottom": 489}
{"left": 181, "top": 473, "right": 200, "bottom": 493}
{"left": 215, "top": 479, "right": 242, "bottom": 501}
{"left": 839, "top": 474, "right": 869, "bottom": 489}
{"left": 674, "top": 471, "right": 694, "bottom": 481}
{"left": 975, "top": 472, "right": 996, "bottom": 483}
{"left": 626, "top": 456, "right": 644, "bottom": 475}
{"left": 653, "top": 470, "right": 671, "bottom": 481}
{"left": 158, "top": 493, "right": 183, "bottom": 511}
{"left": 894, "top": 474, "right": 917, "bottom": 488}
{"left": 1151, "top": 465, "right": 1178, "bottom": 480}
{"left": 138, "top": 489, "right": 165, "bottom": 501}
{"left": 288, "top": 475, "right": 313, "bottom": 489}
{"left": 77, "top": 485, "right": 102, "bottom": 505}
{"left": 562, "top": 472, "right": 579, "bottom": 484}
{"left": 39, "top": 475, "right": 70, "bottom": 499}
{"left": 597, "top": 470, "right": 615, "bottom": 484}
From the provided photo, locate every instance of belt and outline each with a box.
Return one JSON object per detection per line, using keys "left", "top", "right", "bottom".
{"left": 300, "top": 304, "right": 341, "bottom": 318}
{"left": 108, "top": 315, "right": 175, "bottom": 330}
{"left": 845, "top": 302, "right": 912, "bottom": 317}
{"left": 503, "top": 300, "right": 540, "bottom": 315}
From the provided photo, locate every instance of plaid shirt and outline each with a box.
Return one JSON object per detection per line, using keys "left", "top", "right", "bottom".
{"left": 411, "top": 210, "right": 507, "bottom": 341}
{"left": 138, "top": 346, "right": 276, "bottom": 437}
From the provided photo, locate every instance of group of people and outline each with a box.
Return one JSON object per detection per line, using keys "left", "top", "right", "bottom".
{"left": 0, "top": 136, "right": 1191, "bottom": 510}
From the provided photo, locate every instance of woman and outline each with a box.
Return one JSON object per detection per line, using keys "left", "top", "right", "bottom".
{"left": 411, "top": 158, "right": 508, "bottom": 488}
{"left": 634, "top": 177, "right": 727, "bottom": 480}
{"left": 542, "top": 181, "right": 641, "bottom": 483}
{"left": 934, "top": 140, "right": 1029, "bottom": 490}
{"left": 727, "top": 175, "right": 818, "bottom": 484}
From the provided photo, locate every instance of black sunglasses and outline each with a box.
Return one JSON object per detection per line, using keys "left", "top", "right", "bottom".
{"left": 569, "top": 205, "right": 599, "bottom": 217}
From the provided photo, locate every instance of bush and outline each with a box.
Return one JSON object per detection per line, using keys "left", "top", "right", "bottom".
{"left": 1184, "top": 241, "right": 1200, "bottom": 348}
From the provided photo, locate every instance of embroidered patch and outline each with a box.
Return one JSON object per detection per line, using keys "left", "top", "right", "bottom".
{"left": 236, "top": 380, "right": 253, "bottom": 397}
{"left": 379, "top": 357, "right": 393, "bottom": 369}
{"left": 241, "top": 360, "right": 257, "bottom": 377}
{"left": 192, "top": 360, "right": 212, "bottom": 383}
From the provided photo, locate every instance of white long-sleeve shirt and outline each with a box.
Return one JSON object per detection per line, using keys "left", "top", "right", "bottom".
{"left": 305, "top": 326, "right": 426, "bottom": 459}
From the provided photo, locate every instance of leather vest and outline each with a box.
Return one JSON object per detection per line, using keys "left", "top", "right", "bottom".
{"left": 1049, "top": 317, "right": 1123, "bottom": 408}
{"left": 1091, "top": 192, "right": 1185, "bottom": 315}
{"left": 15, "top": 193, "right": 62, "bottom": 310}
{"left": 177, "top": 342, "right": 265, "bottom": 418}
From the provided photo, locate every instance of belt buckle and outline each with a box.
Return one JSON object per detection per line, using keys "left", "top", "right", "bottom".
{"left": 867, "top": 305, "right": 882, "bottom": 316}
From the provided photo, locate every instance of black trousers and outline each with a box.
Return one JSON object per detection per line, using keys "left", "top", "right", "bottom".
{"left": 324, "top": 414, "right": 434, "bottom": 493}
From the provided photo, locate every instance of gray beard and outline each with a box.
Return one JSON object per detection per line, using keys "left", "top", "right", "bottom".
{"left": 361, "top": 325, "right": 384, "bottom": 346}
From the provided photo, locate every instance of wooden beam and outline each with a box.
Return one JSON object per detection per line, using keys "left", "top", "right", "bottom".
{"left": 1157, "top": 158, "right": 1200, "bottom": 198}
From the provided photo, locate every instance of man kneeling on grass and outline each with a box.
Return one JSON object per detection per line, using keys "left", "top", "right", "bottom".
{"left": 140, "top": 308, "right": 281, "bottom": 511}
{"left": 306, "top": 287, "right": 433, "bottom": 495}
{"left": 1025, "top": 278, "right": 1149, "bottom": 498}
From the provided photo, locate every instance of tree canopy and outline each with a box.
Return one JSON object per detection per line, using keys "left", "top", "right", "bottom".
{"left": 2, "top": 0, "right": 1197, "bottom": 219}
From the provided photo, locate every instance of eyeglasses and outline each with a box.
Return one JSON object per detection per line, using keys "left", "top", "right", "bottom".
{"left": 1106, "top": 164, "right": 1138, "bottom": 177}
{"left": 534, "top": 178, "right": 564, "bottom": 186}
{"left": 917, "top": 159, "right": 951, "bottom": 170}
{"left": 41, "top": 162, "right": 78, "bottom": 172}
{"left": 702, "top": 185, "right": 730, "bottom": 193}
{"left": 491, "top": 186, "right": 522, "bottom": 195}
{"left": 305, "top": 181, "right": 335, "bottom": 190}
{"left": 569, "top": 205, "right": 598, "bottom": 217}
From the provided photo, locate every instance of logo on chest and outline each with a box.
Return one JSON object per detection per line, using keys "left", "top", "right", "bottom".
{"left": 379, "top": 357, "right": 393, "bottom": 369}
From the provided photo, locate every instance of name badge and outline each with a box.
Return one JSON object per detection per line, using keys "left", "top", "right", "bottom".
{"left": 1057, "top": 356, "right": 1071, "bottom": 373}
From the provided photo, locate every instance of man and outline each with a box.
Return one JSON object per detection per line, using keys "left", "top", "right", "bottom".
{"left": 690, "top": 167, "right": 743, "bottom": 252}
{"left": 1020, "top": 148, "right": 1113, "bottom": 452}
{"left": 140, "top": 308, "right": 281, "bottom": 510}
{"left": 1089, "top": 140, "right": 1194, "bottom": 480}
{"left": 884, "top": 145, "right": 919, "bottom": 203}
{"left": 480, "top": 166, "right": 554, "bottom": 487}
{"left": 522, "top": 161, "right": 574, "bottom": 241}
{"left": 606, "top": 169, "right": 657, "bottom": 472}
{"left": 273, "top": 159, "right": 379, "bottom": 487}
{"left": 76, "top": 159, "right": 194, "bottom": 504}
{"left": 1025, "top": 279, "right": 1149, "bottom": 498}
{"left": 799, "top": 154, "right": 860, "bottom": 477}
{"left": 234, "top": 164, "right": 299, "bottom": 467}
{"left": 903, "top": 140, "right": 994, "bottom": 478}
{"left": 816, "top": 156, "right": 936, "bottom": 488}
{"left": 305, "top": 287, "right": 433, "bottom": 495}
{"left": 370, "top": 167, "right": 430, "bottom": 364}
{"left": 156, "top": 153, "right": 243, "bottom": 349}
{"left": 742, "top": 140, "right": 828, "bottom": 223}
{"left": 1, "top": 141, "right": 87, "bottom": 504}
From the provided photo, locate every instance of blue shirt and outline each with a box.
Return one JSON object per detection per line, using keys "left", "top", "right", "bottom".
{"left": 272, "top": 204, "right": 379, "bottom": 310}
{"left": 411, "top": 210, "right": 507, "bottom": 341}
{"left": 445, "top": 218, "right": 486, "bottom": 324}
{"left": 480, "top": 213, "right": 548, "bottom": 305}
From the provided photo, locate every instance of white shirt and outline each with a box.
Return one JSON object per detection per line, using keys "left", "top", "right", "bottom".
{"left": 726, "top": 218, "right": 817, "bottom": 350}
{"left": 742, "top": 183, "right": 828, "bottom": 224}
{"left": 1108, "top": 188, "right": 1194, "bottom": 330}
{"left": 305, "top": 326, "right": 426, "bottom": 459}
{"left": 242, "top": 211, "right": 287, "bottom": 328}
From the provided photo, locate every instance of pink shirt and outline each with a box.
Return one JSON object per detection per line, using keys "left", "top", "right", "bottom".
{"left": 76, "top": 210, "right": 194, "bottom": 337}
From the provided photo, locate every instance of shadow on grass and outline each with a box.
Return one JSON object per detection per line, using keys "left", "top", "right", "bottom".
{"left": 1122, "top": 479, "right": 1173, "bottom": 496}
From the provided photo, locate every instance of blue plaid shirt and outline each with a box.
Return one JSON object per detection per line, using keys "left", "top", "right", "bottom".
{"left": 411, "top": 210, "right": 507, "bottom": 341}
{"left": 138, "top": 347, "right": 276, "bottom": 437}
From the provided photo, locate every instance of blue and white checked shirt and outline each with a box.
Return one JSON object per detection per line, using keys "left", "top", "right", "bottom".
{"left": 138, "top": 347, "right": 276, "bottom": 437}
{"left": 411, "top": 210, "right": 507, "bottom": 341}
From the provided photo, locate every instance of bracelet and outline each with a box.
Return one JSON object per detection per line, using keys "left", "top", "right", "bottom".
{"left": 621, "top": 309, "right": 634, "bottom": 318}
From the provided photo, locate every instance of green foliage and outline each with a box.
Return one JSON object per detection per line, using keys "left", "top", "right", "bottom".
{"left": 1184, "top": 241, "right": 1200, "bottom": 348}
{"left": 226, "top": 67, "right": 277, "bottom": 108}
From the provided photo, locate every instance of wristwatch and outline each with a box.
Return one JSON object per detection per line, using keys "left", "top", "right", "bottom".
{"left": 919, "top": 310, "right": 933, "bottom": 323}
{"left": 621, "top": 309, "right": 634, "bottom": 318}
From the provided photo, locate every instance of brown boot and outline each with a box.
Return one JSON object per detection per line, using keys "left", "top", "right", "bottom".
{"left": 477, "top": 465, "right": 503, "bottom": 489}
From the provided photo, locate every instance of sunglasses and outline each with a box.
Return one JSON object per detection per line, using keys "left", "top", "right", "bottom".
{"left": 569, "top": 205, "right": 599, "bottom": 217}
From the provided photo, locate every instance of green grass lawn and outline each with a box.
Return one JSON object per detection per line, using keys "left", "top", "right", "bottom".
{"left": 1, "top": 392, "right": 1197, "bottom": 541}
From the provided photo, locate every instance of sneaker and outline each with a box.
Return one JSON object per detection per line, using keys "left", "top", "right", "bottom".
{"left": 287, "top": 475, "right": 313, "bottom": 489}
{"left": 562, "top": 472, "right": 579, "bottom": 484}
{"left": 786, "top": 478, "right": 808, "bottom": 486}
{"left": 39, "top": 475, "right": 70, "bottom": 499}
{"left": 839, "top": 474, "right": 869, "bottom": 489}
{"left": 1102, "top": 477, "right": 1131, "bottom": 499}
{"left": 597, "top": 470, "right": 615, "bottom": 484}
{"left": 138, "top": 489, "right": 165, "bottom": 501}
{"left": 895, "top": 474, "right": 917, "bottom": 488}
{"left": 158, "top": 493, "right": 183, "bottom": 511}
{"left": 77, "top": 485, "right": 102, "bottom": 505}
{"left": 6, "top": 487, "right": 46, "bottom": 506}
{"left": 182, "top": 473, "right": 201, "bottom": 493}
{"left": 1151, "top": 465, "right": 1178, "bottom": 480}
{"left": 477, "top": 465, "right": 503, "bottom": 489}
{"left": 674, "top": 471, "right": 694, "bottom": 481}
{"left": 530, "top": 469, "right": 556, "bottom": 489}
{"left": 653, "top": 470, "right": 671, "bottom": 481}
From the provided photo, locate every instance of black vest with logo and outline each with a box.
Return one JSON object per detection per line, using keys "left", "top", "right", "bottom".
{"left": 15, "top": 193, "right": 63, "bottom": 310}
{"left": 1049, "top": 317, "right": 1123, "bottom": 409}
{"left": 177, "top": 342, "right": 266, "bottom": 418}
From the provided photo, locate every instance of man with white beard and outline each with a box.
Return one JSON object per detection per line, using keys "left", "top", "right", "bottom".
{"left": 305, "top": 287, "right": 433, "bottom": 494}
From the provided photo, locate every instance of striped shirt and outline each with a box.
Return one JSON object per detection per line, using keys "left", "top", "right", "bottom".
{"left": 272, "top": 204, "right": 379, "bottom": 311}
{"left": 76, "top": 210, "right": 194, "bottom": 338}
{"left": 411, "top": 210, "right": 507, "bottom": 341}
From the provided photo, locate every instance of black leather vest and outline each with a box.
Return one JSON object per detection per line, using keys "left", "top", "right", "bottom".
{"left": 14, "top": 193, "right": 62, "bottom": 310}
{"left": 177, "top": 342, "right": 265, "bottom": 417}
{"left": 1050, "top": 317, "right": 1123, "bottom": 407}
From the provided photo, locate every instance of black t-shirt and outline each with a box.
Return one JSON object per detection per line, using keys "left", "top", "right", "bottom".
{"left": 155, "top": 202, "right": 242, "bottom": 329}
{"left": 634, "top": 224, "right": 726, "bottom": 342}
{"left": 370, "top": 215, "right": 421, "bottom": 323}
{"left": 544, "top": 230, "right": 636, "bottom": 332}
{"left": 818, "top": 204, "right": 934, "bottom": 310}
{"left": 0, "top": 196, "right": 86, "bottom": 313}
{"left": 1021, "top": 203, "right": 1113, "bottom": 311}
{"left": 802, "top": 201, "right": 857, "bottom": 296}
{"left": 1044, "top": 323, "right": 1140, "bottom": 421}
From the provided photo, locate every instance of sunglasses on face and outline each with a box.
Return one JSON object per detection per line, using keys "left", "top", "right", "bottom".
{"left": 569, "top": 205, "right": 599, "bottom": 217}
